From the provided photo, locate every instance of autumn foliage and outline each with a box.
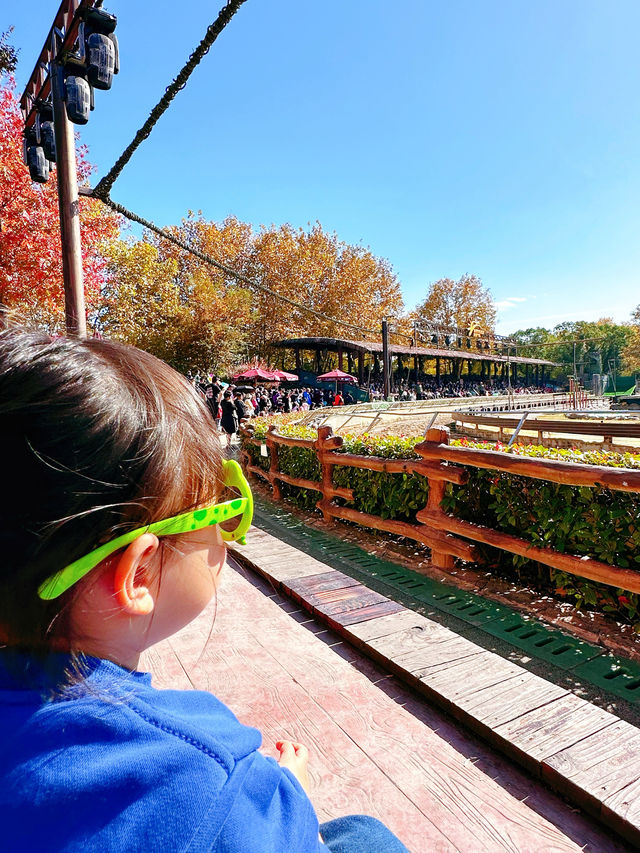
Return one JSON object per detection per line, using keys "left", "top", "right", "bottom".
{"left": 622, "top": 305, "right": 640, "bottom": 373}
{"left": 98, "top": 220, "right": 253, "bottom": 373}
{"left": 245, "top": 222, "right": 404, "bottom": 345}
{"left": 100, "top": 214, "right": 405, "bottom": 372}
{"left": 0, "top": 79, "right": 119, "bottom": 328}
{"left": 413, "top": 274, "right": 497, "bottom": 337}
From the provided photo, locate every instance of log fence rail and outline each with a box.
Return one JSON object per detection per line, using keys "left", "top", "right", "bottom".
{"left": 240, "top": 423, "right": 640, "bottom": 595}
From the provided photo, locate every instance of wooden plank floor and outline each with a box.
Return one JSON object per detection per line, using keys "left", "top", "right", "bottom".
{"left": 230, "top": 525, "right": 640, "bottom": 847}
{"left": 142, "top": 555, "right": 625, "bottom": 853}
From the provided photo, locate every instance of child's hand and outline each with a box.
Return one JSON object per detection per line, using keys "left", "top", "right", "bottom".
{"left": 275, "top": 740, "right": 311, "bottom": 795}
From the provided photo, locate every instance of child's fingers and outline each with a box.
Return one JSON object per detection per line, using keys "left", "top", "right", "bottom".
{"left": 292, "top": 742, "right": 309, "bottom": 759}
{"left": 275, "top": 740, "right": 294, "bottom": 756}
{"left": 276, "top": 740, "right": 309, "bottom": 763}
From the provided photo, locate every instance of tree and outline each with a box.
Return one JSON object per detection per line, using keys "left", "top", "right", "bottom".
{"left": 510, "top": 327, "right": 555, "bottom": 360}
{"left": 413, "top": 274, "right": 497, "bottom": 337}
{"left": 0, "top": 29, "right": 18, "bottom": 76}
{"left": 245, "top": 222, "right": 403, "bottom": 357}
{"left": 0, "top": 79, "right": 120, "bottom": 329}
{"left": 622, "top": 305, "right": 640, "bottom": 373}
{"left": 102, "top": 217, "right": 405, "bottom": 371}
{"left": 551, "top": 319, "right": 632, "bottom": 381}
{"left": 510, "top": 318, "right": 634, "bottom": 382}
{"left": 96, "top": 238, "right": 183, "bottom": 363}
{"left": 153, "top": 215, "right": 254, "bottom": 373}
{"left": 99, "top": 217, "right": 253, "bottom": 374}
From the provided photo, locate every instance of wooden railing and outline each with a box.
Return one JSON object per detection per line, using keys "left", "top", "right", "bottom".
{"left": 452, "top": 411, "right": 640, "bottom": 446}
{"left": 240, "top": 423, "right": 640, "bottom": 594}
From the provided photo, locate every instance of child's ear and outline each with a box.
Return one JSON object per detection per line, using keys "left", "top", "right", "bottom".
{"left": 113, "top": 533, "right": 159, "bottom": 616}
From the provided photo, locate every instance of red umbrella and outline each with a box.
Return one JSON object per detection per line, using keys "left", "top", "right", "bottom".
{"left": 232, "top": 367, "right": 278, "bottom": 381}
{"left": 270, "top": 369, "right": 299, "bottom": 381}
{"left": 317, "top": 368, "right": 358, "bottom": 396}
{"left": 317, "top": 369, "right": 357, "bottom": 383}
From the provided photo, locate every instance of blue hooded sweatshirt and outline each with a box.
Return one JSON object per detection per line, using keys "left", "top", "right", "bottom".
{"left": 0, "top": 650, "right": 328, "bottom": 852}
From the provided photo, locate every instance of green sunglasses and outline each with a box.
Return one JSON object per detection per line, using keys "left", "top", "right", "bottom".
{"left": 38, "top": 459, "right": 253, "bottom": 601}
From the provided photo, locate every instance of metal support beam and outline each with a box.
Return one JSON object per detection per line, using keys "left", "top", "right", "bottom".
{"left": 382, "top": 320, "right": 390, "bottom": 400}
{"left": 51, "top": 55, "right": 86, "bottom": 337}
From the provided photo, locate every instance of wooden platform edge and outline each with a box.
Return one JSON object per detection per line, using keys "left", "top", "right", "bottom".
{"left": 228, "top": 532, "right": 640, "bottom": 847}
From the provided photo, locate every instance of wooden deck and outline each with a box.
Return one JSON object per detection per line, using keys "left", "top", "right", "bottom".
{"left": 142, "top": 551, "right": 625, "bottom": 852}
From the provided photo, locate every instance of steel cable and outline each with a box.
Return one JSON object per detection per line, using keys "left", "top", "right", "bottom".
{"left": 96, "top": 194, "right": 380, "bottom": 337}
{"left": 93, "top": 0, "right": 248, "bottom": 200}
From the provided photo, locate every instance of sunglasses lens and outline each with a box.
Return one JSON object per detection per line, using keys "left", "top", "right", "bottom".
{"left": 219, "top": 504, "right": 243, "bottom": 535}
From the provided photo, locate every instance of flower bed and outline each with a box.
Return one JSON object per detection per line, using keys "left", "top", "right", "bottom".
{"left": 241, "top": 418, "right": 640, "bottom": 628}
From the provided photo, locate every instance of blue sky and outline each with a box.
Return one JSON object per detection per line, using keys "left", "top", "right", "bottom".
{"left": 8, "top": 0, "right": 640, "bottom": 333}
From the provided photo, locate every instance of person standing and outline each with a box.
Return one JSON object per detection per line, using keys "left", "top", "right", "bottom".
{"left": 234, "top": 391, "right": 249, "bottom": 424}
{"left": 204, "top": 386, "right": 220, "bottom": 424}
{"left": 220, "top": 391, "right": 239, "bottom": 448}
{"left": 208, "top": 375, "right": 223, "bottom": 431}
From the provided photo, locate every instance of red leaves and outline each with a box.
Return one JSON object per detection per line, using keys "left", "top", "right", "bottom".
{"left": 0, "top": 79, "right": 120, "bottom": 326}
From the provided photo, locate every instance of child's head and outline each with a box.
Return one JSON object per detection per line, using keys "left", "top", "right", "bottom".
{"left": 0, "top": 328, "right": 225, "bottom": 653}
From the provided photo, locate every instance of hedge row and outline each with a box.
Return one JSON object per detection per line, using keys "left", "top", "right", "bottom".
{"left": 241, "top": 420, "right": 640, "bottom": 629}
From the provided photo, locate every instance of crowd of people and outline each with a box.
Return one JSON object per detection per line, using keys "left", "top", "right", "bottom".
{"left": 186, "top": 373, "right": 356, "bottom": 444}
{"left": 369, "top": 377, "right": 554, "bottom": 400}
{"left": 186, "top": 369, "right": 554, "bottom": 443}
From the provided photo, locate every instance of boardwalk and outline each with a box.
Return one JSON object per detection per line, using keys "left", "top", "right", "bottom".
{"left": 142, "top": 553, "right": 624, "bottom": 853}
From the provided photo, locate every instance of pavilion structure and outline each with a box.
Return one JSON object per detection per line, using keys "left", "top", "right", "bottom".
{"left": 271, "top": 336, "right": 556, "bottom": 386}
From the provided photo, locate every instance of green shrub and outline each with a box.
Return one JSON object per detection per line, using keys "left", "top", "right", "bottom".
{"left": 443, "top": 437, "right": 640, "bottom": 629}
{"left": 241, "top": 420, "right": 320, "bottom": 510}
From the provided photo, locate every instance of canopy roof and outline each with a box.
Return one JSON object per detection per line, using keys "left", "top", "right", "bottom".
{"left": 272, "top": 337, "right": 556, "bottom": 367}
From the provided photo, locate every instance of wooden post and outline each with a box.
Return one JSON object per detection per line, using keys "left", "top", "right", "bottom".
{"left": 382, "top": 320, "right": 390, "bottom": 399}
{"left": 315, "top": 425, "right": 344, "bottom": 521}
{"left": 295, "top": 348, "right": 301, "bottom": 370}
{"left": 420, "top": 427, "right": 455, "bottom": 570}
{"left": 338, "top": 347, "right": 344, "bottom": 371}
{"left": 51, "top": 54, "right": 86, "bottom": 337}
{"left": 358, "top": 351, "right": 364, "bottom": 384}
{"left": 266, "top": 425, "right": 282, "bottom": 500}
{"left": 435, "top": 356, "right": 440, "bottom": 384}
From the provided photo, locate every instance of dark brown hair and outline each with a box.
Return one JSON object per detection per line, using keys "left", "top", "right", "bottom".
{"left": 0, "top": 328, "right": 223, "bottom": 649}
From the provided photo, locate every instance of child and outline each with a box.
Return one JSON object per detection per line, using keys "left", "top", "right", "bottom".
{"left": 0, "top": 330, "right": 409, "bottom": 853}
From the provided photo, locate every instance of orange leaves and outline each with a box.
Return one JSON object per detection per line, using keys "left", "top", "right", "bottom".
{"left": 100, "top": 213, "right": 405, "bottom": 372}
{"left": 247, "top": 221, "right": 403, "bottom": 344}
{"left": 100, "top": 216, "right": 253, "bottom": 373}
{"left": 414, "top": 274, "right": 497, "bottom": 335}
{"left": 622, "top": 309, "right": 640, "bottom": 373}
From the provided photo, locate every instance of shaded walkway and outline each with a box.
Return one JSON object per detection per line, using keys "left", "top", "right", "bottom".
{"left": 142, "top": 555, "right": 623, "bottom": 852}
